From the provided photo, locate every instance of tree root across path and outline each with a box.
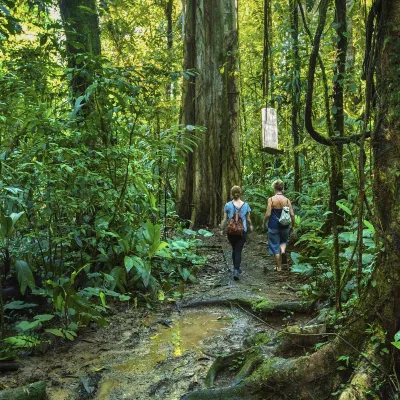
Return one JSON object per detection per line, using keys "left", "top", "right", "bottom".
{"left": 181, "top": 304, "right": 375, "bottom": 400}
{"left": 180, "top": 298, "right": 314, "bottom": 316}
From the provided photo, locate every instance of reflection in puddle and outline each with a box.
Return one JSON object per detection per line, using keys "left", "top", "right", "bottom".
{"left": 113, "top": 310, "right": 231, "bottom": 373}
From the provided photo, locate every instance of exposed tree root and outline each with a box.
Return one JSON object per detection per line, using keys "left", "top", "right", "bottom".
{"left": 338, "top": 340, "right": 382, "bottom": 400}
{"left": 232, "top": 353, "right": 263, "bottom": 386}
{"left": 180, "top": 298, "right": 314, "bottom": 315}
{"left": 204, "top": 347, "right": 260, "bottom": 388}
{"left": 276, "top": 323, "right": 327, "bottom": 355}
{"left": 0, "top": 381, "right": 47, "bottom": 400}
{"left": 182, "top": 328, "right": 363, "bottom": 400}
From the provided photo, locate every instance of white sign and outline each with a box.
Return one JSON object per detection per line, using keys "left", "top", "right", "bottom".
{"left": 262, "top": 108, "right": 278, "bottom": 150}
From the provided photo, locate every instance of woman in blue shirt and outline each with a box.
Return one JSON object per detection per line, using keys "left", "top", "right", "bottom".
{"left": 263, "top": 180, "right": 295, "bottom": 271}
{"left": 220, "top": 186, "right": 253, "bottom": 280}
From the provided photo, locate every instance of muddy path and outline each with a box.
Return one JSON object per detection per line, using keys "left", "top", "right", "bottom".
{"left": 1, "top": 232, "right": 311, "bottom": 399}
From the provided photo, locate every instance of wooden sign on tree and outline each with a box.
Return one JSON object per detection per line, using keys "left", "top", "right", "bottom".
{"left": 261, "top": 108, "right": 283, "bottom": 154}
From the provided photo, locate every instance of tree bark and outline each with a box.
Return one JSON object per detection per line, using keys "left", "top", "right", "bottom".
{"left": 290, "top": 0, "right": 301, "bottom": 194}
{"left": 58, "top": 0, "right": 101, "bottom": 99}
{"left": 176, "top": 0, "right": 240, "bottom": 227}
{"left": 373, "top": 0, "right": 400, "bottom": 364}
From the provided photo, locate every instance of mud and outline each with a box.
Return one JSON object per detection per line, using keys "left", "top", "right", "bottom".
{"left": 0, "top": 232, "right": 307, "bottom": 399}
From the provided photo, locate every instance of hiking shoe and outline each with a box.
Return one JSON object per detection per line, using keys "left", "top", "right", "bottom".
{"left": 233, "top": 270, "right": 240, "bottom": 280}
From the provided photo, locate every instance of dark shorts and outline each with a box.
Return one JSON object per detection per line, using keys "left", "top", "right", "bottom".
{"left": 268, "top": 227, "right": 290, "bottom": 255}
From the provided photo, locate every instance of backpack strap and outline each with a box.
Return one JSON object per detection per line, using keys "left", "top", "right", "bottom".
{"left": 232, "top": 201, "right": 245, "bottom": 211}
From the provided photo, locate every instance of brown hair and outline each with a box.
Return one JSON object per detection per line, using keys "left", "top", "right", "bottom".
{"left": 272, "top": 179, "right": 284, "bottom": 192}
{"left": 231, "top": 185, "right": 242, "bottom": 200}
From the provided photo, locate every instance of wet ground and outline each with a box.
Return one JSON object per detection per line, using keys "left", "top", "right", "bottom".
{"left": 1, "top": 232, "right": 307, "bottom": 399}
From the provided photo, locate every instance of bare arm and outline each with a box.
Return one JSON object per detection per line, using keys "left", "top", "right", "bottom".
{"left": 288, "top": 200, "right": 295, "bottom": 227}
{"left": 246, "top": 212, "right": 253, "bottom": 232}
{"left": 263, "top": 198, "right": 272, "bottom": 228}
{"left": 220, "top": 212, "right": 228, "bottom": 233}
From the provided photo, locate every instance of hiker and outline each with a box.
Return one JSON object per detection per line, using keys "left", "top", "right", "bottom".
{"left": 263, "top": 179, "right": 295, "bottom": 272}
{"left": 220, "top": 186, "right": 253, "bottom": 281}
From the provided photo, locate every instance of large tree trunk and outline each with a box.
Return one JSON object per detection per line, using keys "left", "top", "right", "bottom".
{"left": 176, "top": 0, "right": 240, "bottom": 227}
{"left": 290, "top": 0, "right": 301, "bottom": 194}
{"left": 373, "top": 0, "right": 400, "bottom": 367}
{"left": 58, "top": 0, "right": 101, "bottom": 98}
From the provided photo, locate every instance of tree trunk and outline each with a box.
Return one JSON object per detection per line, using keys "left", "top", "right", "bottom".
{"left": 262, "top": 0, "right": 272, "bottom": 105}
{"left": 176, "top": 0, "right": 240, "bottom": 227}
{"left": 58, "top": 0, "right": 101, "bottom": 98}
{"left": 329, "top": 0, "right": 347, "bottom": 229}
{"left": 290, "top": 0, "right": 301, "bottom": 194}
{"left": 373, "top": 0, "right": 400, "bottom": 369}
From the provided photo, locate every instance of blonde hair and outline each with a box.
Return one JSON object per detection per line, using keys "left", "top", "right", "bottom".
{"left": 231, "top": 185, "right": 242, "bottom": 199}
{"left": 272, "top": 179, "right": 284, "bottom": 192}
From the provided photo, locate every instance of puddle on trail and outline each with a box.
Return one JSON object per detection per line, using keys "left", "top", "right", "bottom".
{"left": 96, "top": 308, "right": 235, "bottom": 399}
{"left": 112, "top": 309, "right": 232, "bottom": 373}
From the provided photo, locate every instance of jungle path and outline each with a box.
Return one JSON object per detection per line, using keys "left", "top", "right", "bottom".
{"left": 3, "top": 232, "right": 311, "bottom": 400}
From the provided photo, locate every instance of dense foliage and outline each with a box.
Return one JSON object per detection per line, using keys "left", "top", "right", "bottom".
{"left": 0, "top": 1, "right": 396, "bottom": 391}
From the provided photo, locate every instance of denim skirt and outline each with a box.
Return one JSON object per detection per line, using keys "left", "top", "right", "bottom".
{"left": 268, "top": 227, "right": 290, "bottom": 255}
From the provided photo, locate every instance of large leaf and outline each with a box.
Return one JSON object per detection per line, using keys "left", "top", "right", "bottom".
{"left": 198, "top": 229, "right": 213, "bottom": 237}
{"left": 124, "top": 255, "right": 144, "bottom": 273}
{"left": 15, "top": 260, "right": 35, "bottom": 295}
{"left": 16, "top": 320, "right": 41, "bottom": 331}
{"left": 143, "top": 219, "right": 161, "bottom": 246}
{"left": 363, "top": 220, "right": 376, "bottom": 234}
{"left": 336, "top": 201, "right": 352, "bottom": 216}
{"left": 0, "top": 211, "right": 24, "bottom": 238}
{"left": 148, "top": 241, "right": 168, "bottom": 259}
{"left": 3, "top": 335, "right": 40, "bottom": 348}
{"left": 4, "top": 301, "right": 37, "bottom": 310}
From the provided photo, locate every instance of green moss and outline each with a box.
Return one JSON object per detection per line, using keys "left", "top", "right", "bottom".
{"left": 251, "top": 297, "right": 271, "bottom": 311}
{"left": 251, "top": 332, "right": 272, "bottom": 346}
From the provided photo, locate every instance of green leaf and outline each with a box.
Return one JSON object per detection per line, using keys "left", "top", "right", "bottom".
{"left": 15, "top": 260, "right": 35, "bottom": 295}
{"left": 391, "top": 342, "right": 400, "bottom": 350}
{"left": 394, "top": 330, "right": 400, "bottom": 342}
{"left": 99, "top": 292, "right": 106, "bottom": 307}
{"left": 3, "top": 335, "right": 40, "bottom": 348}
{"left": 0, "top": 212, "right": 24, "bottom": 238}
{"left": 198, "top": 229, "right": 213, "bottom": 237}
{"left": 45, "top": 328, "right": 65, "bottom": 338}
{"left": 124, "top": 255, "right": 144, "bottom": 273}
{"left": 149, "top": 241, "right": 168, "bottom": 259}
{"left": 33, "top": 314, "right": 54, "bottom": 322}
{"left": 363, "top": 220, "right": 376, "bottom": 234}
{"left": 336, "top": 201, "right": 352, "bottom": 216}
{"left": 183, "top": 229, "right": 197, "bottom": 236}
{"left": 16, "top": 320, "right": 41, "bottom": 331}
{"left": 4, "top": 301, "right": 37, "bottom": 310}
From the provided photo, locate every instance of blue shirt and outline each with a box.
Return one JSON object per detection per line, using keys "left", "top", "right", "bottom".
{"left": 224, "top": 201, "right": 251, "bottom": 232}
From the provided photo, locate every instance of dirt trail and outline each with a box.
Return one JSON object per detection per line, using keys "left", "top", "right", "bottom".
{"left": 1, "top": 232, "right": 308, "bottom": 399}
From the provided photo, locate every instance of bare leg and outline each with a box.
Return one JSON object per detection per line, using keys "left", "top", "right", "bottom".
{"left": 280, "top": 243, "right": 287, "bottom": 267}
{"left": 274, "top": 254, "right": 282, "bottom": 271}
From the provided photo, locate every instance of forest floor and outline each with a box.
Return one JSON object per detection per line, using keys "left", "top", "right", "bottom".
{"left": 0, "top": 232, "right": 312, "bottom": 400}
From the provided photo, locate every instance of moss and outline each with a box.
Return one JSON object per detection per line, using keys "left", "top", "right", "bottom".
{"left": 250, "top": 332, "right": 272, "bottom": 346}
{"left": 251, "top": 297, "right": 271, "bottom": 311}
